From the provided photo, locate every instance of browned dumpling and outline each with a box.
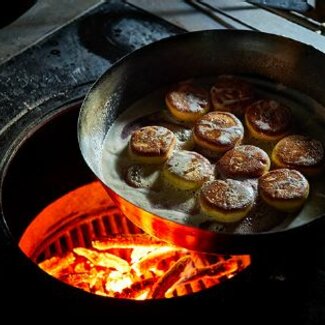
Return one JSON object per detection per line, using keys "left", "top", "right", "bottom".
{"left": 193, "top": 111, "right": 244, "bottom": 155}
{"left": 217, "top": 145, "right": 270, "bottom": 179}
{"left": 129, "top": 126, "right": 176, "bottom": 164}
{"left": 259, "top": 168, "right": 309, "bottom": 212}
{"left": 272, "top": 135, "right": 324, "bottom": 176}
{"left": 163, "top": 150, "right": 213, "bottom": 190}
{"left": 199, "top": 179, "right": 255, "bottom": 223}
{"left": 210, "top": 75, "right": 255, "bottom": 117}
{"left": 165, "top": 82, "right": 210, "bottom": 122}
{"left": 245, "top": 99, "right": 292, "bottom": 141}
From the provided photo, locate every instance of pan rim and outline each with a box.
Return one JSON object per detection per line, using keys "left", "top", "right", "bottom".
{"left": 78, "top": 29, "right": 325, "bottom": 253}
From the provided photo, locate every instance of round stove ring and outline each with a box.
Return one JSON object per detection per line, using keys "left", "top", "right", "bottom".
{"left": 0, "top": 103, "right": 251, "bottom": 307}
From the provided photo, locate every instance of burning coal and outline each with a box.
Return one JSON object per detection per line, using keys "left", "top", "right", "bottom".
{"left": 39, "top": 233, "right": 250, "bottom": 300}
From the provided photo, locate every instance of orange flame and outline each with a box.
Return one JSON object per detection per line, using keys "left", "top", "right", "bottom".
{"left": 19, "top": 181, "right": 251, "bottom": 300}
{"left": 39, "top": 234, "right": 250, "bottom": 300}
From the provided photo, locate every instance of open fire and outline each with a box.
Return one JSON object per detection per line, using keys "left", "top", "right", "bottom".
{"left": 39, "top": 233, "right": 250, "bottom": 300}
{"left": 20, "top": 181, "right": 251, "bottom": 300}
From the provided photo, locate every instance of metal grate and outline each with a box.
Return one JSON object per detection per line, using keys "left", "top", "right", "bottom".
{"left": 19, "top": 182, "right": 249, "bottom": 299}
{"left": 34, "top": 210, "right": 142, "bottom": 263}
{"left": 33, "top": 208, "right": 221, "bottom": 297}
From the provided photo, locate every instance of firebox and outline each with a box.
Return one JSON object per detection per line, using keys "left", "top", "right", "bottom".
{"left": 19, "top": 180, "right": 251, "bottom": 301}
{"left": 1, "top": 103, "right": 253, "bottom": 318}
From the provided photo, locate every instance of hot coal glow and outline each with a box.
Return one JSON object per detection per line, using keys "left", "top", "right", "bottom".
{"left": 39, "top": 234, "right": 250, "bottom": 299}
{"left": 19, "top": 181, "right": 250, "bottom": 300}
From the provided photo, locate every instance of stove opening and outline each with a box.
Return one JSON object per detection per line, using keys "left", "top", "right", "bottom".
{"left": 19, "top": 181, "right": 250, "bottom": 300}
{"left": 2, "top": 102, "right": 250, "bottom": 301}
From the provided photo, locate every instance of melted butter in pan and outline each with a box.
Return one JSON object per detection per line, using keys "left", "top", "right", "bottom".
{"left": 100, "top": 77, "right": 325, "bottom": 234}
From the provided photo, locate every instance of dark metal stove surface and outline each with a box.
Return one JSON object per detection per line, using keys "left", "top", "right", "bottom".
{"left": 0, "top": 1, "right": 325, "bottom": 323}
{"left": 0, "top": 0, "right": 181, "bottom": 155}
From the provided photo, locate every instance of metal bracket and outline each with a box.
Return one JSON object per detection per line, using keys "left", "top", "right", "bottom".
{"left": 247, "top": 0, "right": 315, "bottom": 12}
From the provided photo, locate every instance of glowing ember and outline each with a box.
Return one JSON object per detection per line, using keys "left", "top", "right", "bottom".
{"left": 39, "top": 233, "right": 250, "bottom": 300}
{"left": 20, "top": 181, "right": 251, "bottom": 300}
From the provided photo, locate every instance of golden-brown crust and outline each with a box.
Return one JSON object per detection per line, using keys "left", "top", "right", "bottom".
{"left": 193, "top": 111, "right": 244, "bottom": 153}
{"left": 165, "top": 83, "right": 210, "bottom": 121}
{"left": 272, "top": 135, "right": 324, "bottom": 175}
{"left": 217, "top": 145, "right": 270, "bottom": 179}
{"left": 163, "top": 150, "right": 213, "bottom": 189}
{"left": 129, "top": 126, "right": 176, "bottom": 159}
{"left": 199, "top": 179, "right": 255, "bottom": 213}
{"left": 259, "top": 169, "right": 309, "bottom": 201}
{"left": 210, "top": 75, "right": 255, "bottom": 116}
{"left": 245, "top": 99, "right": 292, "bottom": 140}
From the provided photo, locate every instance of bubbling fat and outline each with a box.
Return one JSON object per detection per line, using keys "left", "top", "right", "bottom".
{"left": 100, "top": 77, "right": 325, "bottom": 234}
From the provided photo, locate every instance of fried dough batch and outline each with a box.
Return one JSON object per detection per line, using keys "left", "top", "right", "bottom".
{"left": 165, "top": 82, "right": 210, "bottom": 122}
{"left": 127, "top": 76, "right": 324, "bottom": 224}
{"left": 193, "top": 111, "right": 244, "bottom": 155}
{"left": 272, "top": 135, "right": 324, "bottom": 176}
{"left": 163, "top": 150, "right": 214, "bottom": 190}
{"left": 259, "top": 169, "right": 309, "bottom": 212}
{"left": 245, "top": 99, "right": 292, "bottom": 141}
{"left": 199, "top": 179, "right": 255, "bottom": 223}
{"left": 129, "top": 126, "right": 176, "bottom": 164}
{"left": 217, "top": 145, "right": 270, "bottom": 179}
{"left": 210, "top": 75, "right": 255, "bottom": 116}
